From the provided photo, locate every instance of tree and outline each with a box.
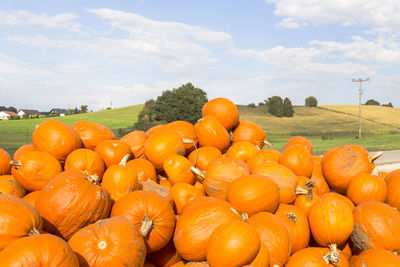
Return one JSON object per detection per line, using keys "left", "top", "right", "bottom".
{"left": 247, "top": 103, "right": 256, "bottom": 108}
{"left": 0, "top": 106, "right": 17, "bottom": 112}
{"left": 365, "top": 99, "right": 380, "bottom": 105}
{"left": 266, "top": 96, "right": 284, "bottom": 117}
{"left": 80, "top": 105, "right": 88, "bottom": 113}
{"left": 382, "top": 102, "right": 393, "bottom": 107}
{"left": 283, "top": 97, "right": 294, "bottom": 117}
{"left": 305, "top": 96, "right": 318, "bottom": 107}
{"left": 74, "top": 107, "right": 79, "bottom": 114}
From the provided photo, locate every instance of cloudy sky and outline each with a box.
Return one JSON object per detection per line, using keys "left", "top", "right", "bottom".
{"left": 0, "top": 0, "right": 399, "bottom": 111}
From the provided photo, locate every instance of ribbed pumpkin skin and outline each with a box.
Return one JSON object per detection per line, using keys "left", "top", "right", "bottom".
{"left": 120, "top": 130, "right": 147, "bottom": 158}
{"left": 13, "top": 144, "right": 35, "bottom": 161}
{"left": 188, "top": 146, "right": 222, "bottom": 171}
{"left": 32, "top": 120, "right": 82, "bottom": 163}
{"left": 164, "top": 155, "right": 195, "bottom": 185}
{"left": 35, "top": 170, "right": 111, "bottom": 240}
{"left": 126, "top": 158, "right": 157, "bottom": 182}
{"left": 173, "top": 196, "right": 240, "bottom": 261}
{"left": 0, "top": 194, "right": 42, "bottom": 250}
{"left": 227, "top": 174, "right": 279, "bottom": 215}
{"left": 11, "top": 151, "right": 62, "bottom": 191}
{"left": 139, "top": 179, "right": 173, "bottom": 206}
{"left": 311, "top": 155, "right": 330, "bottom": 195}
{"left": 0, "top": 148, "right": 11, "bottom": 175}
{"left": 194, "top": 116, "right": 231, "bottom": 152}
{"left": 72, "top": 121, "right": 115, "bottom": 150}
{"left": 68, "top": 217, "right": 146, "bottom": 267}
{"left": 286, "top": 247, "right": 350, "bottom": 267}
{"left": 171, "top": 183, "right": 204, "bottom": 214}
{"left": 320, "top": 192, "right": 355, "bottom": 211}
{"left": 247, "top": 212, "right": 291, "bottom": 266}
{"left": 148, "top": 239, "right": 182, "bottom": 267}
{"left": 283, "top": 136, "right": 313, "bottom": 153}
{"left": 275, "top": 204, "right": 310, "bottom": 254}
{"left": 346, "top": 173, "right": 387, "bottom": 205}
{"left": 279, "top": 144, "right": 313, "bottom": 177}
{"left": 232, "top": 120, "right": 267, "bottom": 149}
{"left": 111, "top": 190, "right": 176, "bottom": 253}
{"left": 226, "top": 141, "right": 259, "bottom": 162}
{"left": 252, "top": 162, "right": 298, "bottom": 203}
{"left": 308, "top": 198, "right": 354, "bottom": 247}
{"left": 22, "top": 191, "right": 40, "bottom": 206}
{"left": 164, "top": 121, "right": 198, "bottom": 153}
{"left": 294, "top": 190, "right": 320, "bottom": 216}
{"left": 246, "top": 149, "right": 280, "bottom": 172}
{"left": 64, "top": 148, "right": 105, "bottom": 178}
{"left": 250, "top": 242, "right": 270, "bottom": 267}
{"left": 202, "top": 157, "right": 250, "bottom": 200}
{"left": 95, "top": 140, "right": 133, "bottom": 168}
{"left": 322, "top": 145, "right": 370, "bottom": 194}
{"left": 144, "top": 130, "right": 186, "bottom": 170}
{"left": 351, "top": 201, "right": 400, "bottom": 252}
{"left": 202, "top": 97, "right": 239, "bottom": 130}
{"left": 386, "top": 172, "right": 400, "bottom": 210}
{"left": 206, "top": 221, "right": 261, "bottom": 267}
{"left": 350, "top": 249, "right": 400, "bottom": 267}
{"left": 0, "top": 175, "right": 26, "bottom": 197}
{"left": 0, "top": 234, "right": 79, "bottom": 267}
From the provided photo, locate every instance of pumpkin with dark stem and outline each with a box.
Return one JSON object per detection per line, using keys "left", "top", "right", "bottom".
{"left": 64, "top": 148, "right": 105, "bottom": 178}
{"left": 72, "top": 120, "right": 115, "bottom": 150}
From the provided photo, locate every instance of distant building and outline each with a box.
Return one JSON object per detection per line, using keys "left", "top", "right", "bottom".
{"left": 18, "top": 109, "right": 41, "bottom": 118}
{"left": 49, "top": 108, "right": 68, "bottom": 116}
{"left": 0, "top": 111, "right": 19, "bottom": 120}
{"left": 39, "top": 111, "right": 50, "bottom": 118}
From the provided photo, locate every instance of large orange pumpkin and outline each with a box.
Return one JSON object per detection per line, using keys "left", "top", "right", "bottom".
{"left": 227, "top": 174, "right": 279, "bottom": 215}
{"left": 72, "top": 120, "right": 115, "bottom": 150}
{"left": 0, "top": 175, "right": 26, "bottom": 197}
{"left": 202, "top": 97, "right": 239, "bottom": 130}
{"left": 252, "top": 162, "right": 298, "bottom": 203}
{"left": 68, "top": 216, "right": 146, "bottom": 267}
{"left": 194, "top": 116, "right": 231, "bottom": 152}
{"left": 164, "top": 154, "right": 195, "bottom": 185}
{"left": 11, "top": 151, "right": 62, "bottom": 191}
{"left": 311, "top": 155, "right": 330, "bottom": 195}
{"left": 188, "top": 146, "right": 222, "bottom": 171}
{"left": 173, "top": 196, "right": 240, "bottom": 261}
{"left": 350, "top": 248, "right": 400, "bottom": 267}
{"left": 279, "top": 144, "right": 313, "bottom": 177}
{"left": 0, "top": 148, "right": 11, "bottom": 175}
{"left": 346, "top": 172, "right": 387, "bottom": 205}
{"left": 35, "top": 170, "right": 111, "bottom": 240}
{"left": 148, "top": 239, "right": 182, "bottom": 267}
{"left": 319, "top": 192, "right": 355, "bottom": 211}
{"left": 32, "top": 120, "right": 82, "bottom": 163}
{"left": 12, "top": 144, "right": 35, "bottom": 161}
{"left": 283, "top": 136, "right": 313, "bottom": 153}
{"left": 171, "top": 182, "right": 204, "bottom": 214}
{"left": 64, "top": 148, "right": 105, "bottom": 179}
{"left": 0, "top": 194, "right": 42, "bottom": 250}
{"left": 232, "top": 120, "right": 270, "bottom": 148}
{"left": 164, "top": 121, "right": 198, "bottom": 154}
{"left": 0, "top": 234, "right": 79, "bottom": 266}
{"left": 126, "top": 158, "right": 157, "bottom": 182}
{"left": 145, "top": 124, "right": 165, "bottom": 138}
{"left": 286, "top": 247, "right": 350, "bottom": 267}
{"left": 111, "top": 190, "right": 175, "bottom": 252}
{"left": 351, "top": 201, "right": 400, "bottom": 252}
{"left": 386, "top": 172, "right": 400, "bottom": 210}
{"left": 226, "top": 141, "right": 259, "bottom": 162}
{"left": 95, "top": 140, "right": 133, "bottom": 168}
{"left": 120, "top": 130, "right": 147, "bottom": 158}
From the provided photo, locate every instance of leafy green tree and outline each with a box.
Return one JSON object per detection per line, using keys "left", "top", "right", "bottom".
{"left": 80, "top": 105, "right": 88, "bottom": 113}
{"left": 266, "top": 96, "right": 284, "bottom": 117}
{"left": 305, "top": 96, "right": 318, "bottom": 107}
{"left": 382, "top": 102, "right": 393, "bottom": 107}
{"left": 283, "top": 97, "right": 294, "bottom": 117}
{"left": 365, "top": 99, "right": 380, "bottom": 105}
{"left": 247, "top": 103, "right": 256, "bottom": 108}
{"left": 0, "top": 106, "right": 17, "bottom": 112}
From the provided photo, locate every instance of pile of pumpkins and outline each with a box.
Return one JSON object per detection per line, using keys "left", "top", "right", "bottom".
{"left": 0, "top": 97, "right": 400, "bottom": 266}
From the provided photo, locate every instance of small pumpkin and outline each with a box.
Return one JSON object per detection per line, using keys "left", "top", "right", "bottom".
{"left": 246, "top": 149, "right": 280, "bottom": 172}
{"left": 0, "top": 148, "right": 11, "bottom": 175}
{"left": 126, "top": 158, "right": 157, "bottom": 182}
{"left": 279, "top": 144, "right": 313, "bottom": 177}
{"left": 350, "top": 248, "right": 400, "bottom": 267}
{"left": 232, "top": 120, "right": 271, "bottom": 148}
{"left": 188, "top": 146, "right": 222, "bottom": 171}
{"left": 171, "top": 182, "right": 204, "bottom": 214}
{"left": 95, "top": 140, "right": 133, "bottom": 168}
{"left": 120, "top": 130, "right": 147, "bottom": 158}
{"left": 346, "top": 170, "right": 387, "bottom": 205}
{"left": 386, "top": 171, "right": 400, "bottom": 210}
{"left": 0, "top": 175, "right": 26, "bottom": 197}
{"left": 202, "top": 97, "right": 239, "bottom": 130}
{"left": 226, "top": 141, "right": 259, "bottom": 162}
{"left": 319, "top": 192, "right": 355, "bottom": 211}
{"left": 294, "top": 181, "right": 320, "bottom": 216}
{"left": 283, "top": 136, "right": 313, "bottom": 153}
{"left": 13, "top": 144, "right": 35, "bottom": 161}
{"left": 194, "top": 116, "right": 231, "bottom": 152}
{"left": 286, "top": 247, "right": 350, "bottom": 267}
{"left": 139, "top": 179, "right": 173, "bottom": 206}
{"left": 72, "top": 120, "right": 115, "bottom": 150}
{"left": 164, "top": 121, "right": 198, "bottom": 154}
{"left": 164, "top": 154, "right": 195, "bottom": 185}
{"left": 64, "top": 148, "right": 105, "bottom": 178}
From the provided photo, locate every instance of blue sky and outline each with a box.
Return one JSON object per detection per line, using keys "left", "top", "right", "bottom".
{"left": 0, "top": 0, "right": 399, "bottom": 111}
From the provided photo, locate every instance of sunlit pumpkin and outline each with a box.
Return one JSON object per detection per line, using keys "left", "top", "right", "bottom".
{"left": 279, "top": 144, "right": 313, "bottom": 177}
{"left": 194, "top": 116, "right": 231, "bottom": 152}
{"left": 126, "top": 158, "right": 157, "bottom": 182}
{"left": 188, "top": 146, "right": 222, "bottom": 171}
{"left": 72, "top": 120, "right": 115, "bottom": 150}
{"left": 226, "top": 141, "right": 259, "bottom": 162}
{"left": 232, "top": 120, "right": 271, "bottom": 148}
{"left": 95, "top": 140, "right": 133, "bottom": 168}
{"left": 164, "top": 154, "right": 195, "bottom": 185}
{"left": 0, "top": 175, "right": 26, "bottom": 197}
{"left": 0, "top": 148, "right": 12, "bottom": 175}
{"left": 120, "top": 130, "right": 147, "bottom": 158}
{"left": 202, "top": 97, "right": 239, "bottom": 130}
{"left": 64, "top": 148, "right": 105, "bottom": 179}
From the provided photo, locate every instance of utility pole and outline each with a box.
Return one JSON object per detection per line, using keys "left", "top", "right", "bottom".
{"left": 352, "top": 77, "right": 369, "bottom": 139}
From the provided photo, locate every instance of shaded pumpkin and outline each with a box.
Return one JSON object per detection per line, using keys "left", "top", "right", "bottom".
{"left": 164, "top": 121, "right": 198, "bottom": 154}
{"left": 32, "top": 120, "right": 82, "bottom": 163}
{"left": 194, "top": 116, "right": 231, "bottom": 152}
{"left": 148, "top": 239, "right": 182, "bottom": 267}
{"left": 226, "top": 141, "right": 259, "bottom": 162}
{"left": 232, "top": 120, "right": 271, "bottom": 148}
{"left": 249, "top": 242, "right": 270, "bottom": 267}
{"left": 311, "top": 155, "right": 330, "bottom": 195}
{"left": 111, "top": 190, "right": 175, "bottom": 252}
{"left": 294, "top": 183, "right": 320, "bottom": 216}
{"left": 145, "top": 124, "right": 166, "bottom": 138}
{"left": 126, "top": 158, "right": 157, "bottom": 182}
{"left": 202, "top": 97, "right": 239, "bottom": 130}
{"left": 158, "top": 176, "right": 173, "bottom": 191}
{"left": 283, "top": 136, "right": 313, "bottom": 153}
{"left": 0, "top": 148, "right": 11, "bottom": 175}
{"left": 286, "top": 247, "right": 350, "bottom": 267}
{"left": 72, "top": 120, "right": 115, "bottom": 150}
{"left": 246, "top": 149, "right": 280, "bottom": 173}
{"left": 11, "top": 151, "right": 62, "bottom": 191}
{"left": 0, "top": 174, "right": 26, "bottom": 197}
{"left": 22, "top": 191, "right": 41, "bottom": 207}
{"left": 385, "top": 171, "right": 400, "bottom": 210}
{"left": 346, "top": 171, "right": 387, "bottom": 205}
{"left": 13, "top": 144, "right": 35, "bottom": 161}
{"left": 35, "top": 170, "right": 111, "bottom": 240}
{"left": 279, "top": 144, "right": 313, "bottom": 177}
{"left": 350, "top": 249, "right": 400, "bottom": 267}
{"left": 95, "top": 140, "right": 133, "bottom": 168}
{"left": 120, "top": 130, "right": 147, "bottom": 158}
{"left": 171, "top": 182, "right": 204, "bottom": 214}
{"left": 64, "top": 148, "right": 105, "bottom": 179}
{"left": 188, "top": 146, "right": 222, "bottom": 171}
{"left": 139, "top": 179, "right": 173, "bottom": 206}
{"left": 164, "top": 154, "right": 195, "bottom": 185}
{"left": 68, "top": 216, "right": 146, "bottom": 267}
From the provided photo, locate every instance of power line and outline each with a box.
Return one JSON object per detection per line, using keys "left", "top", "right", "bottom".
{"left": 352, "top": 77, "right": 370, "bottom": 139}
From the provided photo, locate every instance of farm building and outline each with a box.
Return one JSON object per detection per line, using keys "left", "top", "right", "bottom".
{"left": 17, "top": 109, "right": 41, "bottom": 118}
{"left": 0, "top": 111, "right": 19, "bottom": 120}
{"left": 49, "top": 108, "right": 68, "bottom": 116}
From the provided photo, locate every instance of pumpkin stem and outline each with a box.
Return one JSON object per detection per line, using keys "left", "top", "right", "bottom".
{"left": 361, "top": 263, "right": 367, "bottom": 267}
{"left": 263, "top": 140, "right": 272, "bottom": 147}
{"left": 28, "top": 228, "right": 40, "bottom": 236}
{"left": 371, "top": 167, "right": 380, "bottom": 177}
{"left": 183, "top": 138, "right": 195, "bottom": 144}
{"left": 141, "top": 215, "right": 154, "bottom": 238}
{"left": 241, "top": 213, "right": 249, "bottom": 221}
{"left": 323, "top": 244, "right": 340, "bottom": 266}
{"left": 368, "top": 151, "right": 383, "bottom": 162}
{"left": 228, "top": 130, "right": 234, "bottom": 142}
{"left": 86, "top": 174, "right": 99, "bottom": 185}
{"left": 190, "top": 166, "right": 206, "bottom": 180}
{"left": 286, "top": 212, "right": 297, "bottom": 223}
{"left": 157, "top": 175, "right": 167, "bottom": 181}
{"left": 295, "top": 186, "right": 308, "bottom": 195}
{"left": 9, "top": 160, "right": 21, "bottom": 169}
{"left": 119, "top": 154, "right": 131, "bottom": 167}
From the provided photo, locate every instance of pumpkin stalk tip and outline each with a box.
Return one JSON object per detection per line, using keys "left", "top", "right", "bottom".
{"left": 86, "top": 174, "right": 99, "bottom": 185}
{"left": 263, "top": 140, "right": 272, "bottom": 147}
{"left": 371, "top": 167, "right": 380, "bottom": 177}
{"left": 28, "top": 228, "right": 40, "bottom": 236}
{"left": 286, "top": 212, "right": 297, "bottom": 223}
{"left": 141, "top": 214, "right": 154, "bottom": 237}
{"left": 9, "top": 160, "right": 21, "bottom": 169}
{"left": 190, "top": 166, "right": 206, "bottom": 180}
{"left": 119, "top": 154, "right": 131, "bottom": 166}
{"left": 294, "top": 186, "right": 308, "bottom": 196}
{"left": 368, "top": 151, "right": 383, "bottom": 162}
{"left": 323, "top": 243, "right": 340, "bottom": 266}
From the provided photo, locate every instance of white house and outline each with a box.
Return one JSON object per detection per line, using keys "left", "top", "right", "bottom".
{"left": 0, "top": 111, "right": 19, "bottom": 120}
{"left": 17, "top": 109, "right": 40, "bottom": 118}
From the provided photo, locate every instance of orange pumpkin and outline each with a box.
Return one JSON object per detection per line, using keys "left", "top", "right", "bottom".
{"left": 247, "top": 211, "right": 291, "bottom": 266}
{"left": 0, "top": 194, "right": 42, "bottom": 249}
{"left": 164, "top": 155, "right": 195, "bottom": 185}
{"left": 164, "top": 121, "right": 198, "bottom": 154}
{"left": 294, "top": 184, "right": 320, "bottom": 216}
{"left": 126, "top": 158, "right": 157, "bottom": 182}
{"left": 206, "top": 221, "right": 261, "bottom": 266}
{"left": 148, "top": 239, "right": 182, "bottom": 267}
{"left": 0, "top": 234, "right": 79, "bottom": 266}
{"left": 275, "top": 204, "right": 310, "bottom": 254}
{"left": 72, "top": 120, "right": 115, "bottom": 150}
{"left": 386, "top": 171, "right": 400, "bottom": 210}
{"left": 158, "top": 176, "right": 172, "bottom": 191}
{"left": 319, "top": 192, "right": 355, "bottom": 211}
{"left": 101, "top": 154, "right": 138, "bottom": 203}
{"left": 286, "top": 247, "right": 350, "bottom": 267}
{"left": 279, "top": 144, "right": 313, "bottom": 177}
{"left": 188, "top": 146, "right": 222, "bottom": 171}
{"left": 252, "top": 162, "right": 298, "bottom": 203}
{"left": 0, "top": 175, "right": 26, "bottom": 197}
{"left": 95, "top": 140, "right": 133, "bottom": 168}
{"left": 311, "top": 155, "right": 330, "bottom": 195}
{"left": 249, "top": 242, "right": 270, "bottom": 267}
{"left": 194, "top": 116, "right": 231, "bottom": 152}
{"left": 283, "top": 136, "right": 313, "bottom": 153}
{"left": 11, "top": 151, "right": 62, "bottom": 191}
{"left": 226, "top": 141, "right": 259, "bottom": 162}
{"left": 351, "top": 201, "right": 400, "bottom": 252}
{"left": 227, "top": 174, "right": 279, "bottom": 215}
{"left": 68, "top": 216, "right": 146, "bottom": 267}
{"left": 0, "top": 148, "right": 11, "bottom": 175}
{"left": 346, "top": 171, "right": 387, "bottom": 205}
{"left": 13, "top": 144, "right": 35, "bottom": 161}
{"left": 35, "top": 170, "right": 111, "bottom": 240}
{"left": 120, "top": 130, "right": 147, "bottom": 158}
{"left": 171, "top": 183, "right": 204, "bottom": 214}
{"left": 145, "top": 124, "right": 165, "bottom": 138}
{"left": 144, "top": 130, "right": 186, "bottom": 170}
{"left": 173, "top": 196, "right": 240, "bottom": 261}
{"left": 139, "top": 179, "right": 173, "bottom": 205}
{"left": 232, "top": 120, "right": 270, "bottom": 148}
{"left": 246, "top": 149, "right": 280, "bottom": 172}
{"left": 22, "top": 191, "right": 41, "bottom": 207}
{"left": 32, "top": 120, "right": 82, "bottom": 163}
{"left": 350, "top": 249, "right": 400, "bottom": 267}
{"left": 202, "top": 97, "right": 239, "bottom": 130}
{"left": 64, "top": 148, "right": 105, "bottom": 179}
{"left": 111, "top": 190, "right": 175, "bottom": 252}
